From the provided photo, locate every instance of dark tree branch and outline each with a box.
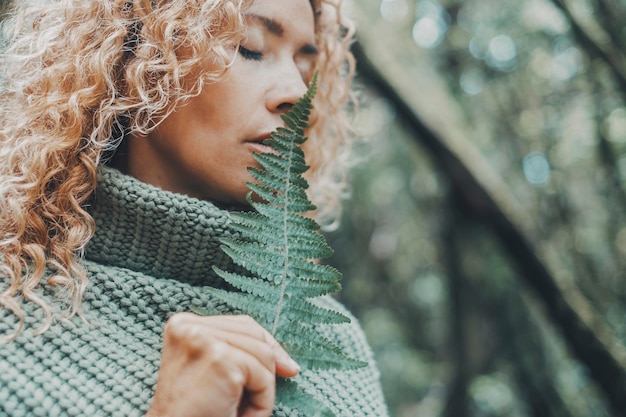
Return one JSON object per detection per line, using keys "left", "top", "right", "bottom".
{"left": 547, "top": 0, "right": 626, "bottom": 103}
{"left": 352, "top": 40, "right": 626, "bottom": 417}
{"left": 592, "top": 0, "right": 625, "bottom": 53}
{"left": 589, "top": 70, "right": 626, "bottom": 212}
{"left": 440, "top": 199, "right": 470, "bottom": 417}
{"left": 497, "top": 285, "right": 578, "bottom": 417}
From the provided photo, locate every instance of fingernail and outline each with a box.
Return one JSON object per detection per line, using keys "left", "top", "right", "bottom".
{"left": 288, "top": 357, "right": 300, "bottom": 372}
{"left": 277, "top": 351, "right": 300, "bottom": 372}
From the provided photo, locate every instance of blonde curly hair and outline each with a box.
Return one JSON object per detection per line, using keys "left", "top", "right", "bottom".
{"left": 0, "top": 0, "right": 356, "bottom": 337}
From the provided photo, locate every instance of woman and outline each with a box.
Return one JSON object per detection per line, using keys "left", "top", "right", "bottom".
{"left": 0, "top": 0, "right": 388, "bottom": 416}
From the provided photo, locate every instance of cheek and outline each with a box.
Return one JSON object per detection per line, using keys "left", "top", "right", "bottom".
{"left": 199, "top": 78, "right": 250, "bottom": 121}
{"left": 227, "top": 56, "right": 270, "bottom": 95}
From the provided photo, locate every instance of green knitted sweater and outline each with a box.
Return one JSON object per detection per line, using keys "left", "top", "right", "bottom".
{"left": 0, "top": 167, "right": 388, "bottom": 417}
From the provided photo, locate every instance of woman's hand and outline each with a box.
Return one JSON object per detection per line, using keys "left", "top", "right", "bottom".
{"left": 146, "top": 313, "right": 300, "bottom": 417}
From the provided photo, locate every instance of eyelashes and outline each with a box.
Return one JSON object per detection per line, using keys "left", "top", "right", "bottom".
{"left": 238, "top": 45, "right": 263, "bottom": 61}
{"left": 237, "top": 45, "right": 315, "bottom": 84}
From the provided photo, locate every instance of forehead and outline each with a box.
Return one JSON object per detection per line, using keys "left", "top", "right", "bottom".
{"left": 245, "top": 0, "right": 315, "bottom": 37}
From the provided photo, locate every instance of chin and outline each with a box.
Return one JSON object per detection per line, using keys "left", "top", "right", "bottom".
{"left": 207, "top": 188, "right": 254, "bottom": 211}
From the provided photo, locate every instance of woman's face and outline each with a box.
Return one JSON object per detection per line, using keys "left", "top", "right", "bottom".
{"left": 126, "top": 0, "right": 317, "bottom": 205}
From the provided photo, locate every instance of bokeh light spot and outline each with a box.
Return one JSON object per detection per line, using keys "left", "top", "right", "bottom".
{"left": 380, "top": 0, "right": 409, "bottom": 22}
{"left": 412, "top": 1, "right": 449, "bottom": 49}
{"left": 460, "top": 68, "right": 485, "bottom": 95}
{"left": 486, "top": 35, "right": 518, "bottom": 71}
{"left": 523, "top": 152, "right": 551, "bottom": 186}
{"left": 410, "top": 273, "right": 445, "bottom": 307}
{"left": 412, "top": 16, "right": 445, "bottom": 49}
{"left": 468, "top": 37, "right": 483, "bottom": 59}
{"left": 470, "top": 374, "right": 514, "bottom": 414}
{"left": 603, "top": 108, "right": 626, "bottom": 144}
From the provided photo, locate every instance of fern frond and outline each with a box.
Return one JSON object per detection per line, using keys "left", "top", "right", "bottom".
{"left": 202, "top": 73, "right": 364, "bottom": 417}
{"left": 275, "top": 379, "right": 333, "bottom": 417}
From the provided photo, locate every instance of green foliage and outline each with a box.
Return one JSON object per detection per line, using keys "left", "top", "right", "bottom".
{"left": 204, "top": 73, "right": 365, "bottom": 416}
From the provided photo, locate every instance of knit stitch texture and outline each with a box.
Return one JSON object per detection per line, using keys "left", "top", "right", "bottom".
{"left": 0, "top": 167, "right": 388, "bottom": 417}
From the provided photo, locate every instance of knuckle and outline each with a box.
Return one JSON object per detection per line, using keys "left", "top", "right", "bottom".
{"left": 163, "top": 313, "right": 207, "bottom": 354}
{"left": 185, "top": 337, "right": 228, "bottom": 367}
{"left": 164, "top": 317, "right": 185, "bottom": 341}
{"left": 224, "top": 367, "right": 247, "bottom": 389}
{"left": 164, "top": 312, "right": 195, "bottom": 335}
{"left": 205, "top": 338, "right": 229, "bottom": 362}
{"left": 209, "top": 343, "right": 246, "bottom": 386}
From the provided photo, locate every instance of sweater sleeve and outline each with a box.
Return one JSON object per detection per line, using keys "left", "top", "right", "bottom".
{"left": 274, "top": 295, "right": 389, "bottom": 417}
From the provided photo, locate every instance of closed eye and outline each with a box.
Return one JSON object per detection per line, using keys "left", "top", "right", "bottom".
{"left": 238, "top": 45, "right": 263, "bottom": 61}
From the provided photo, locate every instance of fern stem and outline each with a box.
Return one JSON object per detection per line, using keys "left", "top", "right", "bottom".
{"left": 271, "top": 140, "right": 294, "bottom": 336}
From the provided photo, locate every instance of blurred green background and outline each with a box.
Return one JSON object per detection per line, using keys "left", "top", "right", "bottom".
{"left": 330, "top": 0, "right": 626, "bottom": 416}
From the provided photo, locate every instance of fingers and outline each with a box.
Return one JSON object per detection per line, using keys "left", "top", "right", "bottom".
{"left": 155, "top": 313, "right": 299, "bottom": 417}
{"left": 209, "top": 339, "right": 276, "bottom": 417}
{"left": 154, "top": 313, "right": 298, "bottom": 417}
{"left": 205, "top": 315, "right": 300, "bottom": 377}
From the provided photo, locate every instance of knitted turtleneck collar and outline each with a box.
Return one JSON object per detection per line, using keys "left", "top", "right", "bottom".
{"left": 85, "top": 166, "right": 239, "bottom": 287}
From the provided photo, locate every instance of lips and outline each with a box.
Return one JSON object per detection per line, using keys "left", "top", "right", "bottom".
{"left": 245, "top": 133, "right": 279, "bottom": 155}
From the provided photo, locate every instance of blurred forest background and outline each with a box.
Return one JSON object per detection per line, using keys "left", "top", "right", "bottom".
{"left": 330, "top": 0, "right": 626, "bottom": 416}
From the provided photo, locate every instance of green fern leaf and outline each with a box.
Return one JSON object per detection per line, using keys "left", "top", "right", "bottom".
{"left": 275, "top": 379, "right": 334, "bottom": 417}
{"left": 202, "top": 73, "right": 365, "bottom": 417}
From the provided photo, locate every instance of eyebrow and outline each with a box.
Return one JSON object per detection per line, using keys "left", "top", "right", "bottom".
{"left": 248, "top": 14, "right": 284, "bottom": 36}
{"left": 246, "top": 13, "right": 319, "bottom": 56}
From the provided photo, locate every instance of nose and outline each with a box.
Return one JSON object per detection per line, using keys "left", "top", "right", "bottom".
{"left": 266, "top": 63, "right": 308, "bottom": 114}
